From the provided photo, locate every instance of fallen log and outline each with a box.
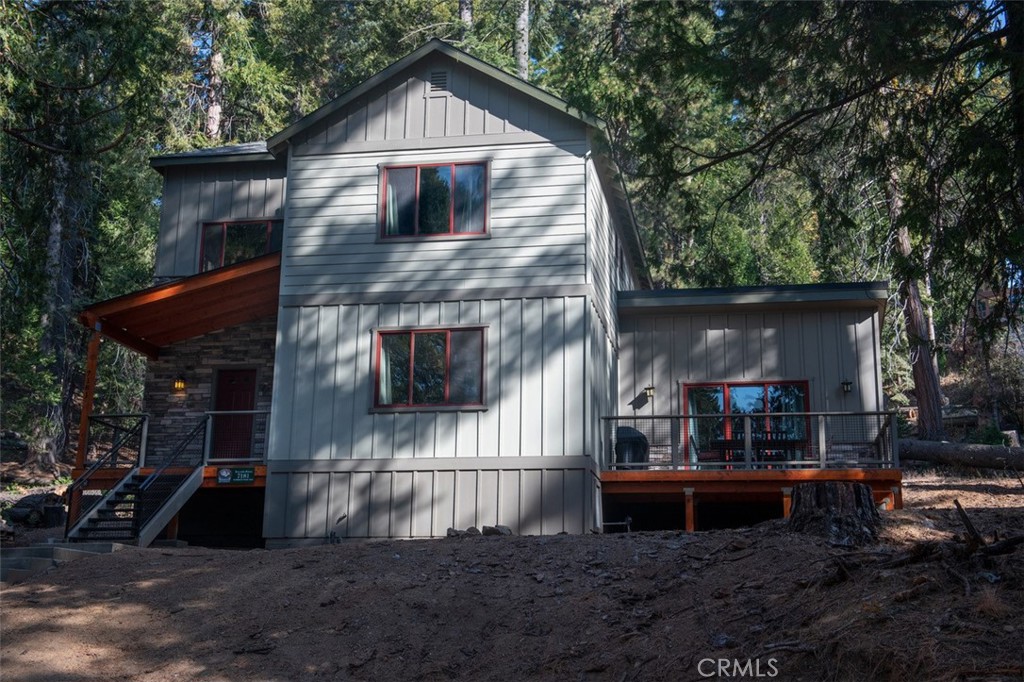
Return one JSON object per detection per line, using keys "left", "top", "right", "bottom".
{"left": 898, "top": 439, "right": 1024, "bottom": 470}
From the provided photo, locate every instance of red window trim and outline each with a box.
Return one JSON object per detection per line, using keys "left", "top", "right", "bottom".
{"left": 682, "top": 380, "right": 811, "bottom": 439}
{"left": 374, "top": 326, "right": 486, "bottom": 409}
{"left": 199, "top": 219, "right": 281, "bottom": 272}
{"left": 379, "top": 162, "right": 488, "bottom": 238}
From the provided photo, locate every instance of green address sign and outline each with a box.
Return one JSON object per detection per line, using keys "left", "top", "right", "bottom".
{"left": 216, "top": 467, "right": 256, "bottom": 485}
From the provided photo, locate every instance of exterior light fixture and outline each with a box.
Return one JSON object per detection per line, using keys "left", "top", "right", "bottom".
{"left": 173, "top": 376, "right": 187, "bottom": 391}
{"left": 841, "top": 380, "right": 853, "bottom": 394}
{"left": 643, "top": 385, "right": 655, "bottom": 399}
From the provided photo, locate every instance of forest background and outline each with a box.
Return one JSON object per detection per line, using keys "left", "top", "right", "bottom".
{"left": 1, "top": 0, "right": 1022, "bottom": 469}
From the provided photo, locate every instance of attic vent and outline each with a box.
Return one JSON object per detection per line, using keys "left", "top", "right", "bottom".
{"left": 429, "top": 70, "right": 449, "bottom": 92}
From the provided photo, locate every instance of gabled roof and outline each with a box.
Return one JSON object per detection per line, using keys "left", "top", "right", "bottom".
{"left": 265, "top": 38, "right": 604, "bottom": 153}
{"left": 147, "top": 39, "right": 650, "bottom": 286}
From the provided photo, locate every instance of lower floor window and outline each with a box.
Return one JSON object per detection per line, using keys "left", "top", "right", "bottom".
{"left": 376, "top": 328, "right": 484, "bottom": 407}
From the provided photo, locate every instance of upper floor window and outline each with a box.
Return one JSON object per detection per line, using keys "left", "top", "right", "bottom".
{"left": 375, "top": 327, "right": 484, "bottom": 408}
{"left": 201, "top": 220, "right": 282, "bottom": 272}
{"left": 381, "top": 163, "right": 487, "bottom": 238}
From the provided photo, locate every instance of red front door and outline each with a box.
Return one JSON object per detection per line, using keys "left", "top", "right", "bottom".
{"left": 212, "top": 369, "right": 256, "bottom": 459}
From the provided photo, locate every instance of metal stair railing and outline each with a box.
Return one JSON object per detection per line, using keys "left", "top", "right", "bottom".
{"left": 134, "top": 416, "right": 208, "bottom": 534}
{"left": 65, "top": 414, "right": 147, "bottom": 537}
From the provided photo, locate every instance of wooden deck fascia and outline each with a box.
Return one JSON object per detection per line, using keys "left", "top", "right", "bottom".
{"left": 601, "top": 468, "right": 902, "bottom": 507}
{"left": 70, "top": 465, "right": 267, "bottom": 489}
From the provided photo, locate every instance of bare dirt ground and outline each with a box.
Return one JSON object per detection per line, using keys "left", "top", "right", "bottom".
{"left": 2, "top": 467, "right": 1022, "bottom": 682}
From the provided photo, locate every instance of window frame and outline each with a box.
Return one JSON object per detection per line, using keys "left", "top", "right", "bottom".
{"left": 199, "top": 218, "right": 282, "bottom": 273}
{"left": 372, "top": 325, "right": 487, "bottom": 412}
{"left": 681, "top": 380, "right": 812, "bottom": 466}
{"left": 682, "top": 380, "right": 811, "bottom": 426}
{"left": 378, "top": 162, "right": 489, "bottom": 240}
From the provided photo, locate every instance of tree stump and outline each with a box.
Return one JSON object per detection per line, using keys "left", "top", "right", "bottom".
{"left": 788, "top": 481, "right": 881, "bottom": 547}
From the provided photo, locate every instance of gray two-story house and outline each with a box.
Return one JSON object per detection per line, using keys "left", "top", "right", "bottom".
{"left": 68, "top": 40, "right": 900, "bottom": 548}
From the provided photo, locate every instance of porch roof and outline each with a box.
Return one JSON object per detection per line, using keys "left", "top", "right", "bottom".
{"left": 78, "top": 253, "right": 281, "bottom": 359}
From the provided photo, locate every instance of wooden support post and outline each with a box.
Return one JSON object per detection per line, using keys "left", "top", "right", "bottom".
{"left": 164, "top": 513, "right": 180, "bottom": 540}
{"left": 75, "top": 328, "right": 102, "bottom": 469}
{"left": 781, "top": 486, "right": 793, "bottom": 518}
{"left": 684, "top": 487, "right": 695, "bottom": 532}
{"left": 891, "top": 485, "right": 903, "bottom": 510}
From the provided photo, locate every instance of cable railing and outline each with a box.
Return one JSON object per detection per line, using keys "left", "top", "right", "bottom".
{"left": 603, "top": 412, "right": 899, "bottom": 471}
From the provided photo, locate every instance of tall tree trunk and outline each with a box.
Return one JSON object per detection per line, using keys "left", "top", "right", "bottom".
{"left": 35, "top": 147, "right": 77, "bottom": 469}
{"left": 888, "top": 171, "right": 944, "bottom": 440}
{"left": 459, "top": 0, "right": 473, "bottom": 40}
{"left": 205, "top": 48, "right": 224, "bottom": 141}
{"left": 514, "top": 0, "right": 529, "bottom": 81}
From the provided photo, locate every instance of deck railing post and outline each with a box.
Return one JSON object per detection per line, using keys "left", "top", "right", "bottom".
{"left": 203, "top": 413, "right": 214, "bottom": 464}
{"left": 139, "top": 416, "right": 149, "bottom": 467}
{"left": 743, "top": 416, "right": 752, "bottom": 468}
{"left": 671, "top": 417, "right": 681, "bottom": 469}
{"left": 818, "top": 415, "right": 827, "bottom": 468}
{"left": 890, "top": 412, "right": 900, "bottom": 467}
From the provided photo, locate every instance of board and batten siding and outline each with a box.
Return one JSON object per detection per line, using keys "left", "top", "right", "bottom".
{"left": 280, "top": 141, "right": 589, "bottom": 297}
{"left": 154, "top": 161, "right": 287, "bottom": 279}
{"left": 291, "top": 54, "right": 585, "bottom": 155}
{"left": 264, "top": 294, "right": 602, "bottom": 540}
{"left": 618, "top": 308, "right": 883, "bottom": 416}
{"left": 263, "top": 459, "right": 598, "bottom": 541}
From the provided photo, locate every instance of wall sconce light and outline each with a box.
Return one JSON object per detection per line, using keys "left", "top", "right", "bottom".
{"left": 841, "top": 380, "right": 853, "bottom": 394}
{"left": 173, "top": 376, "right": 187, "bottom": 391}
{"left": 644, "top": 385, "right": 655, "bottom": 400}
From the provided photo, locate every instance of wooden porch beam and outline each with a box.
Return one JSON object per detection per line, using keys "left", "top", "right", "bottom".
{"left": 94, "top": 321, "right": 161, "bottom": 360}
{"left": 75, "top": 330, "right": 102, "bottom": 469}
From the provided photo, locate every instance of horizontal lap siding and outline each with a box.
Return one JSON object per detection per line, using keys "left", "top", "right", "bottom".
{"left": 280, "top": 142, "right": 588, "bottom": 297}
{"left": 263, "top": 459, "right": 599, "bottom": 540}
{"left": 155, "top": 161, "right": 287, "bottom": 279}
{"left": 268, "top": 295, "right": 589, "bottom": 462}
{"left": 618, "top": 308, "right": 883, "bottom": 414}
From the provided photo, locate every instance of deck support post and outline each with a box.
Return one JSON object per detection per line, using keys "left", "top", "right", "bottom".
{"left": 164, "top": 513, "right": 180, "bottom": 541}
{"left": 684, "top": 487, "right": 695, "bottom": 532}
{"left": 76, "top": 328, "right": 102, "bottom": 469}
{"left": 781, "top": 486, "right": 793, "bottom": 518}
{"left": 890, "top": 485, "right": 903, "bottom": 510}
{"left": 817, "top": 415, "right": 828, "bottom": 468}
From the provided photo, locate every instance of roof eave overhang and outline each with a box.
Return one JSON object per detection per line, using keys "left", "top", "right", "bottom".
{"left": 149, "top": 152, "right": 278, "bottom": 172}
{"left": 79, "top": 253, "right": 282, "bottom": 358}
{"left": 618, "top": 282, "right": 890, "bottom": 315}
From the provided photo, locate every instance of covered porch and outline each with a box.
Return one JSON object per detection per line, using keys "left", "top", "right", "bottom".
{"left": 67, "top": 254, "right": 280, "bottom": 546}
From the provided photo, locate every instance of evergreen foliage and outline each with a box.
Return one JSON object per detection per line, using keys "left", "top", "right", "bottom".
{"left": 1, "top": 0, "right": 1020, "bottom": 463}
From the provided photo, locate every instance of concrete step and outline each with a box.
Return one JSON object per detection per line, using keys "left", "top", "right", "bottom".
{"left": 1, "top": 541, "right": 127, "bottom": 583}
{"left": 1, "top": 556, "right": 57, "bottom": 581}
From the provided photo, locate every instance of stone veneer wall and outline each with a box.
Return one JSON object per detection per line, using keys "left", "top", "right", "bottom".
{"left": 142, "top": 316, "right": 277, "bottom": 465}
